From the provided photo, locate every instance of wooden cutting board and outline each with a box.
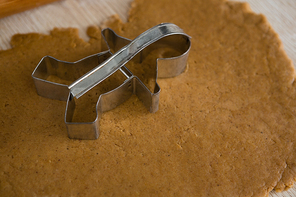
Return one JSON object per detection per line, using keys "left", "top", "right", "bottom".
{"left": 0, "top": 0, "right": 295, "bottom": 196}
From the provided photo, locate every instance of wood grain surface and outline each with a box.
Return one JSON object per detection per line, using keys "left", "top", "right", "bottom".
{"left": 0, "top": 0, "right": 295, "bottom": 196}
{"left": 0, "top": 0, "right": 60, "bottom": 18}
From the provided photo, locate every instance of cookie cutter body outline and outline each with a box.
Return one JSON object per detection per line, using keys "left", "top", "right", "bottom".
{"left": 32, "top": 23, "right": 191, "bottom": 140}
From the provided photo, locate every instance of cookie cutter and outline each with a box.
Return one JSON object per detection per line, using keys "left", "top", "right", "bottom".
{"left": 32, "top": 23, "right": 191, "bottom": 140}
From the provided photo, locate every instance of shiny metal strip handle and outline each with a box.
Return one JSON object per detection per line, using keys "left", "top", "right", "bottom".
{"left": 68, "top": 23, "right": 187, "bottom": 98}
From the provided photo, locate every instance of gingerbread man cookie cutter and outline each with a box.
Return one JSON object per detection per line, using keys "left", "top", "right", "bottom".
{"left": 32, "top": 23, "right": 191, "bottom": 140}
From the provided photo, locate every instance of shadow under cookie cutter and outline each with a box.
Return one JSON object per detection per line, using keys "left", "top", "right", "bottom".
{"left": 32, "top": 23, "right": 191, "bottom": 140}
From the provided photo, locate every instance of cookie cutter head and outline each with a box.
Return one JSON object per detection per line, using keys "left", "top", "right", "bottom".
{"left": 32, "top": 23, "right": 191, "bottom": 140}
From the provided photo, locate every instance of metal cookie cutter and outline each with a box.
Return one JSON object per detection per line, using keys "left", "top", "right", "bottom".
{"left": 32, "top": 23, "right": 191, "bottom": 140}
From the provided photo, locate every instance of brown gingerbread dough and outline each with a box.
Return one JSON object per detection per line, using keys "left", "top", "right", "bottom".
{"left": 1, "top": 0, "right": 296, "bottom": 196}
